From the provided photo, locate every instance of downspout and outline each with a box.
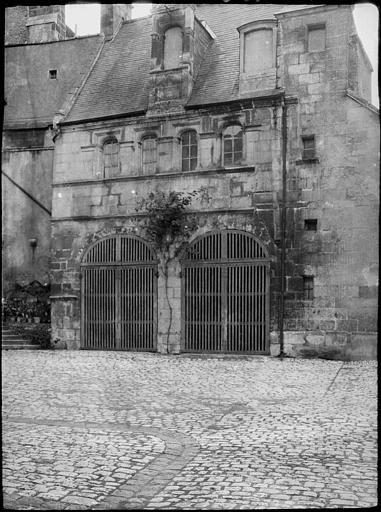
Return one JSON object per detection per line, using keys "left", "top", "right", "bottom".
{"left": 279, "top": 97, "right": 287, "bottom": 359}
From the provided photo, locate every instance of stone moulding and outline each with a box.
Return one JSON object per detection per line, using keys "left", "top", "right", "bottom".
{"left": 50, "top": 295, "right": 78, "bottom": 301}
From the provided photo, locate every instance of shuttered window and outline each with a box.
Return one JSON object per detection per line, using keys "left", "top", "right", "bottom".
{"left": 142, "top": 137, "right": 157, "bottom": 174}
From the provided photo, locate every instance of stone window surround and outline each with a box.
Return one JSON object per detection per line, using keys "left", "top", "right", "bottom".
{"left": 90, "top": 129, "right": 123, "bottom": 179}
{"left": 237, "top": 19, "right": 277, "bottom": 77}
{"left": 178, "top": 129, "right": 199, "bottom": 172}
{"left": 217, "top": 122, "right": 248, "bottom": 169}
{"left": 307, "top": 23, "right": 326, "bottom": 53}
{"left": 81, "top": 122, "right": 255, "bottom": 178}
{"left": 139, "top": 133, "right": 158, "bottom": 175}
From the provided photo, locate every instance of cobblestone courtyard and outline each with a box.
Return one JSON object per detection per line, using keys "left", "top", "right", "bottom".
{"left": 2, "top": 351, "right": 377, "bottom": 510}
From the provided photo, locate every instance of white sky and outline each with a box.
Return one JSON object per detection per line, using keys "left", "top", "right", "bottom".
{"left": 65, "top": 3, "right": 379, "bottom": 107}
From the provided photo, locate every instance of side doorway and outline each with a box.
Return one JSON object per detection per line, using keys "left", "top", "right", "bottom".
{"left": 181, "top": 230, "right": 270, "bottom": 354}
{"left": 81, "top": 235, "right": 158, "bottom": 351}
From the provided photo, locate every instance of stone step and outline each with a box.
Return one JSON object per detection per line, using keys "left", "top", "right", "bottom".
{"left": 2, "top": 344, "right": 40, "bottom": 350}
{"left": 2, "top": 324, "right": 41, "bottom": 349}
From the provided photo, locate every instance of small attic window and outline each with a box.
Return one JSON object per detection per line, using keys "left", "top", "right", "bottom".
{"left": 304, "top": 219, "right": 318, "bottom": 231}
{"left": 49, "top": 69, "right": 57, "bottom": 79}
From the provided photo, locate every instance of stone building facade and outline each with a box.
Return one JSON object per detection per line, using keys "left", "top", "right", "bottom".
{"left": 3, "top": 5, "right": 103, "bottom": 291}
{"left": 4, "top": 4, "right": 379, "bottom": 358}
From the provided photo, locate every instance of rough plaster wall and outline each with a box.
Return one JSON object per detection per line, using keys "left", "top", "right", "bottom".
{"left": 2, "top": 147, "right": 53, "bottom": 291}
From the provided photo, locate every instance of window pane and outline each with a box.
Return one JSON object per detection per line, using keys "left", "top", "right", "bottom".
{"left": 233, "top": 150, "right": 242, "bottom": 164}
{"left": 303, "top": 137, "right": 315, "bottom": 149}
{"left": 189, "top": 131, "right": 197, "bottom": 145}
{"left": 189, "top": 157, "right": 197, "bottom": 171}
{"left": 190, "top": 144, "right": 198, "bottom": 158}
{"left": 244, "top": 29, "right": 273, "bottom": 74}
{"left": 234, "top": 132, "right": 243, "bottom": 152}
{"left": 224, "top": 152, "right": 232, "bottom": 165}
{"left": 224, "top": 138, "right": 232, "bottom": 153}
{"left": 164, "top": 27, "right": 182, "bottom": 69}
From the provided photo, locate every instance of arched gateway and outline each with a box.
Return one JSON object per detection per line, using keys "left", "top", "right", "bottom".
{"left": 81, "top": 235, "right": 157, "bottom": 350}
{"left": 181, "top": 230, "right": 270, "bottom": 353}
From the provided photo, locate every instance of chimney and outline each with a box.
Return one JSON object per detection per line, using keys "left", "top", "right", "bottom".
{"left": 26, "top": 5, "right": 66, "bottom": 43}
{"left": 101, "top": 4, "right": 132, "bottom": 40}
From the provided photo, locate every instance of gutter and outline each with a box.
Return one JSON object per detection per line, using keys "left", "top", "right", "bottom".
{"left": 2, "top": 171, "right": 51, "bottom": 215}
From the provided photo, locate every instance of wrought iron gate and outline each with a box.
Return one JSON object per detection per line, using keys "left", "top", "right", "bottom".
{"left": 81, "top": 235, "right": 157, "bottom": 350}
{"left": 181, "top": 230, "right": 269, "bottom": 353}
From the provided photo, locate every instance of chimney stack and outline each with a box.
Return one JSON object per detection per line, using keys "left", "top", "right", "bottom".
{"left": 101, "top": 4, "right": 132, "bottom": 40}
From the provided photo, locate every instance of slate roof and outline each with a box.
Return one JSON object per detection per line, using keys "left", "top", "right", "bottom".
{"left": 64, "top": 4, "right": 302, "bottom": 124}
{"left": 4, "top": 35, "right": 103, "bottom": 129}
{"left": 65, "top": 16, "right": 152, "bottom": 124}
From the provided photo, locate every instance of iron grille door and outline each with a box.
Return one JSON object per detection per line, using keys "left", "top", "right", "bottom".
{"left": 182, "top": 230, "right": 269, "bottom": 354}
{"left": 81, "top": 235, "right": 157, "bottom": 351}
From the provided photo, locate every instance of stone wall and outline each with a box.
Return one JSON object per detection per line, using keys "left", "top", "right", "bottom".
{"left": 2, "top": 140, "right": 53, "bottom": 293}
{"left": 50, "top": 4, "right": 378, "bottom": 358}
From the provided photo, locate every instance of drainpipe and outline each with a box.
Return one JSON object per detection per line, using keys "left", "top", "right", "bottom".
{"left": 279, "top": 97, "right": 287, "bottom": 359}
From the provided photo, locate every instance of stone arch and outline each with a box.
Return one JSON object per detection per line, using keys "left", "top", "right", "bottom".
{"left": 80, "top": 233, "right": 158, "bottom": 351}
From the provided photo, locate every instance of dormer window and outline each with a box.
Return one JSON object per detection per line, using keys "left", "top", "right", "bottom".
{"left": 238, "top": 20, "right": 276, "bottom": 77}
{"left": 164, "top": 26, "right": 182, "bottom": 69}
{"left": 244, "top": 29, "right": 273, "bottom": 74}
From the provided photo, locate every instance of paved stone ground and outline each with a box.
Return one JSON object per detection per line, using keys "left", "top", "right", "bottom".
{"left": 2, "top": 351, "right": 377, "bottom": 510}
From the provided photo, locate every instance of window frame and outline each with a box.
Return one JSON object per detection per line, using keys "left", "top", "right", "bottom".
{"left": 180, "top": 130, "right": 198, "bottom": 172}
{"left": 222, "top": 125, "right": 244, "bottom": 167}
{"left": 141, "top": 135, "right": 158, "bottom": 175}
{"left": 237, "top": 20, "right": 277, "bottom": 76}
{"left": 303, "top": 276, "right": 314, "bottom": 301}
{"left": 302, "top": 135, "right": 316, "bottom": 161}
{"left": 102, "top": 137, "right": 120, "bottom": 178}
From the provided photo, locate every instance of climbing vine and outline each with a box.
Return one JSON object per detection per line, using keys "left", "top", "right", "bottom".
{"left": 136, "top": 190, "right": 204, "bottom": 352}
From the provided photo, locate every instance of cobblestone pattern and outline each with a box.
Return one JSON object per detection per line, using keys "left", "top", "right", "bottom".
{"left": 2, "top": 351, "right": 378, "bottom": 509}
